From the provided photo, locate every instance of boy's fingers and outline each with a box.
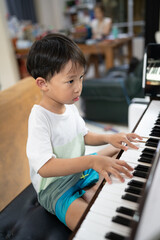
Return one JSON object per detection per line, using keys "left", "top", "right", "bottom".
{"left": 133, "top": 134, "right": 143, "bottom": 140}
{"left": 102, "top": 171, "right": 112, "bottom": 184}
{"left": 115, "top": 139, "right": 138, "bottom": 150}
{"left": 128, "top": 133, "right": 143, "bottom": 140}
{"left": 115, "top": 143, "right": 128, "bottom": 151}
{"left": 111, "top": 168, "right": 125, "bottom": 183}
{"left": 117, "top": 160, "right": 134, "bottom": 171}
{"left": 130, "top": 139, "right": 139, "bottom": 143}
{"left": 115, "top": 165, "right": 133, "bottom": 178}
{"left": 124, "top": 139, "right": 139, "bottom": 149}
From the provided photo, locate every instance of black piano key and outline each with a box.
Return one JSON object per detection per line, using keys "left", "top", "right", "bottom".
{"left": 149, "top": 131, "right": 160, "bottom": 137}
{"left": 122, "top": 193, "right": 139, "bottom": 203}
{"left": 146, "top": 137, "right": 159, "bottom": 145}
{"left": 152, "top": 125, "right": 160, "bottom": 129}
{"left": 112, "top": 215, "right": 132, "bottom": 227}
{"left": 125, "top": 186, "right": 142, "bottom": 195}
{"left": 152, "top": 126, "right": 160, "bottom": 131}
{"left": 142, "top": 148, "right": 156, "bottom": 155}
{"left": 133, "top": 170, "right": 148, "bottom": 179}
{"left": 146, "top": 139, "right": 159, "bottom": 148}
{"left": 150, "top": 129, "right": 160, "bottom": 134}
{"left": 138, "top": 157, "right": 152, "bottom": 164}
{"left": 128, "top": 179, "right": 144, "bottom": 188}
{"left": 155, "top": 119, "right": 160, "bottom": 125}
{"left": 140, "top": 152, "right": 154, "bottom": 159}
{"left": 116, "top": 206, "right": 135, "bottom": 217}
{"left": 145, "top": 142, "right": 156, "bottom": 148}
{"left": 105, "top": 231, "right": 125, "bottom": 240}
{"left": 135, "top": 164, "right": 150, "bottom": 172}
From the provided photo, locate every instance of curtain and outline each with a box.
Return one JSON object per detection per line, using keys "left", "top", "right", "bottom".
{"left": 6, "top": 0, "right": 37, "bottom": 23}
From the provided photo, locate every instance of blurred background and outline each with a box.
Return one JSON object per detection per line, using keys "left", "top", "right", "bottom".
{"left": 1, "top": 0, "right": 159, "bottom": 129}
{"left": 0, "top": 0, "right": 159, "bottom": 90}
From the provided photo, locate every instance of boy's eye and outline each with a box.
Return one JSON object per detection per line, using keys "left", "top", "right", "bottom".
{"left": 68, "top": 80, "right": 74, "bottom": 84}
{"left": 80, "top": 75, "right": 84, "bottom": 80}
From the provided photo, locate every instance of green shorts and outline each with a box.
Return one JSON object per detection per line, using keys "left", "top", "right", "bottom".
{"left": 55, "top": 168, "right": 99, "bottom": 225}
{"left": 38, "top": 153, "right": 99, "bottom": 226}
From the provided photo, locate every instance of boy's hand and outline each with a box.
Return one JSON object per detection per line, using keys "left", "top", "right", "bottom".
{"left": 107, "top": 132, "right": 143, "bottom": 151}
{"left": 92, "top": 155, "right": 133, "bottom": 184}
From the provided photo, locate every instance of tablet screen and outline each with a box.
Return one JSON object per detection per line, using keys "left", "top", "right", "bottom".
{"left": 142, "top": 43, "right": 160, "bottom": 97}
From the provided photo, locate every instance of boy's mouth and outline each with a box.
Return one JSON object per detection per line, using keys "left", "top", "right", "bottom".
{"left": 73, "top": 96, "right": 80, "bottom": 102}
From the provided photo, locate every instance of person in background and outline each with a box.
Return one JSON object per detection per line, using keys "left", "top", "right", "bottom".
{"left": 90, "top": 3, "right": 112, "bottom": 40}
{"left": 86, "top": 3, "right": 112, "bottom": 77}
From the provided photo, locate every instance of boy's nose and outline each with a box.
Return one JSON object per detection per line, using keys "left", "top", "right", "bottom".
{"left": 74, "top": 81, "right": 82, "bottom": 93}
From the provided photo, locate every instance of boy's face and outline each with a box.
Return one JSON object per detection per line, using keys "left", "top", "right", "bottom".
{"left": 45, "top": 60, "right": 85, "bottom": 106}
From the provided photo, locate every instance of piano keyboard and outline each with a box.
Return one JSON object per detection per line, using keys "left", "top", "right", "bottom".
{"left": 146, "top": 62, "right": 160, "bottom": 81}
{"left": 72, "top": 100, "right": 160, "bottom": 240}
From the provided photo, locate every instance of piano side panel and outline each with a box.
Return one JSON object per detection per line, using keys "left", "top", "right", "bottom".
{"left": 134, "top": 153, "right": 160, "bottom": 240}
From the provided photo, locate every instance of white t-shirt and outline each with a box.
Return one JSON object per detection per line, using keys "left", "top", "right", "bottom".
{"left": 91, "top": 17, "right": 112, "bottom": 39}
{"left": 26, "top": 104, "right": 88, "bottom": 193}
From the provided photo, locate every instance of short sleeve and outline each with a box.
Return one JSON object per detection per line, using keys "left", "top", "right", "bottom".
{"left": 26, "top": 109, "right": 56, "bottom": 173}
{"left": 72, "top": 105, "right": 89, "bottom": 136}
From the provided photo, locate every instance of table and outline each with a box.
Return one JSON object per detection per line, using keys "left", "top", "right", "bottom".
{"left": 15, "top": 48, "right": 30, "bottom": 78}
{"left": 77, "top": 37, "right": 133, "bottom": 77}
{"left": 14, "top": 36, "right": 132, "bottom": 79}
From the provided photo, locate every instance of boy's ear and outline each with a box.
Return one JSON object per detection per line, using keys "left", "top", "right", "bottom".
{"left": 36, "top": 77, "right": 48, "bottom": 91}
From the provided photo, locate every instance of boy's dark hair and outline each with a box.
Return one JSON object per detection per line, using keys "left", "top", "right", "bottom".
{"left": 26, "top": 33, "right": 86, "bottom": 81}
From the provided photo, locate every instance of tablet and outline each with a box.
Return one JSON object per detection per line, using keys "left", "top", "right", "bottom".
{"left": 142, "top": 43, "right": 160, "bottom": 97}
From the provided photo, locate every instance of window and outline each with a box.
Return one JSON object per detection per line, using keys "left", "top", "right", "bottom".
{"left": 102, "top": 0, "right": 145, "bottom": 36}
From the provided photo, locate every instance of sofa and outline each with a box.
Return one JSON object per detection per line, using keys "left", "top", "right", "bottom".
{"left": 81, "top": 60, "right": 144, "bottom": 125}
{"left": 0, "top": 77, "right": 71, "bottom": 240}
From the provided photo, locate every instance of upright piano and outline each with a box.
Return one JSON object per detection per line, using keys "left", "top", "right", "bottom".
{"left": 71, "top": 99, "right": 160, "bottom": 240}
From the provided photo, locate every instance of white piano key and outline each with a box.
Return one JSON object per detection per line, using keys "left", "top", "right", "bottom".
{"left": 100, "top": 191, "right": 139, "bottom": 209}
{"left": 105, "top": 185, "right": 138, "bottom": 196}
{"left": 128, "top": 175, "right": 146, "bottom": 183}
{"left": 129, "top": 142, "right": 146, "bottom": 149}
{"left": 120, "top": 149, "right": 153, "bottom": 167}
{"left": 92, "top": 195, "right": 138, "bottom": 213}
{"left": 99, "top": 189, "right": 139, "bottom": 210}
{"left": 99, "top": 179, "right": 145, "bottom": 210}
{"left": 102, "top": 178, "right": 131, "bottom": 190}
{"left": 135, "top": 100, "right": 160, "bottom": 137}
{"left": 91, "top": 202, "right": 133, "bottom": 220}
{"left": 86, "top": 211, "right": 131, "bottom": 235}
{"left": 103, "top": 176, "right": 146, "bottom": 190}
{"left": 76, "top": 227, "right": 104, "bottom": 240}
{"left": 125, "top": 159, "right": 151, "bottom": 168}
{"left": 76, "top": 219, "right": 129, "bottom": 240}
{"left": 79, "top": 218, "right": 109, "bottom": 237}
{"left": 120, "top": 149, "right": 142, "bottom": 162}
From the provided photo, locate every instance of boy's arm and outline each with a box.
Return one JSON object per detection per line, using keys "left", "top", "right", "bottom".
{"left": 38, "top": 153, "right": 133, "bottom": 184}
{"left": 84, "top": 131, "right": 143, "bottom": 150}
{"left": 38, "top": 155, "right": 94, "bottom": 178}
{"left": 84, "top": 131, "right": 107, "bottom": 146}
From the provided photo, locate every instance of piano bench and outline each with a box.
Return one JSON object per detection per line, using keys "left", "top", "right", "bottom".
{"left": 0, "top": 184, "right": 71, "bottom": 240}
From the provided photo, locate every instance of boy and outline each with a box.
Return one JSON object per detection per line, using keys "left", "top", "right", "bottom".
{"left": 26, "top": 33, "right": 142, "bottom": 231}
